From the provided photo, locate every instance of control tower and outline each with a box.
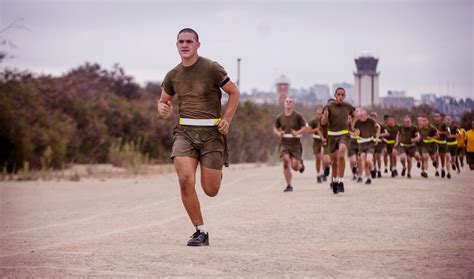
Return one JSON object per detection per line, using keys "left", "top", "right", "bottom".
{"left": 275, "top": 75, "right": 290, "bottom": 104}
{"left": 353, "top": 54, "right": 380, "bottom": 107}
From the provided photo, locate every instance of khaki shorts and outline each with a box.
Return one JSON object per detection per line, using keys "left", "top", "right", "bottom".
{"left": 358, "top": 142, "right": 375, "bottom": 154}
{"left": 375, "top": 141, "right": 385, "bottom": 154}
{"left": 171, "top": 125, "right": 227, "bottom": 170}
{"left": 386, "top": 143, "right": 396, "bottom": 154}
{"left": 328, "top": 134, "right": 350, "bottom": 154}
{"left": 313, "top": 140, "right": 323, "bottom": 154}
{"left": 280, "top": 142, "right": 303, "bottom": 161}
{"left": 348, "top": 140, "right": 359, "bottom": 157}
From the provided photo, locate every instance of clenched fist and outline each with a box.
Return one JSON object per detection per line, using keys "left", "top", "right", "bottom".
{"left": 157, "top": 101, "right": 173, "bottom": 119}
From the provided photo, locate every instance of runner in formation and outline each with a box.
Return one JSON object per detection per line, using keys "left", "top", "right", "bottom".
{"left": 274, "top": 97, "right": 307, "bottom": 192}
{"left": 353, "top": 109, "right": 379, "bottom": 184}
{"left": 308, "top": 106, "right": 326, "bottom": 183}
{"left": 398, "top": 115, "right": 419, "bottom": 178}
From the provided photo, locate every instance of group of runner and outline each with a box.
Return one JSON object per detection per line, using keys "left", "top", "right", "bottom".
{"left": 158, "top": 28, "right": 473, "bottom": 246}
{"left": 274, "top": 88, "right": 474, "bottom": 194}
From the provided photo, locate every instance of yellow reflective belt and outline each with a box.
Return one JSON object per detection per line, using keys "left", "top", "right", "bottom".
{"left": 313, "top": 134, "right": 321, "bottom": 139}
{"left": 283, "top": 133, "right": 301, "bottom": 138}
{"left": 179, "top": 118, "right": 220, "bottom": 126}
{"left": 435, "top": 140, "right": 446, "bottom": 144}
{"left": 423, "top": 139, "right": 435, "bottom": 143}
{"left": 447, "top": 141, "right": 458, "bottom": 146}
{"left": 328, "top": 130, "right": 349, "bottom": 136}
{"left": 383, "top": 139, "right": 396, "bottom": 144}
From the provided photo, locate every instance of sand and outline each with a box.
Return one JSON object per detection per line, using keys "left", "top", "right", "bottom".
{"left": 1, "top": 162, "right": 473, "bottom": 278}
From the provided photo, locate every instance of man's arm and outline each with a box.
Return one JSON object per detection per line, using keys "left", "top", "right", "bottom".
{"left": 219, "top": 78, "right": 240, "bottom": 135}
{"left": 157, "top": 90, "right": 174, "bottom": 119}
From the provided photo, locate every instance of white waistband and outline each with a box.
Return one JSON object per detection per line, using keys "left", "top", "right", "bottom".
{"left": 283, "top": 133, "right": 301, "bottom": 139}
{"left": 313, "top": 134, "right": 321, "bottom": 139}
{"left": 179, "top": 118, "right": 220, "bottom": 126}
{"left": 357, "top": 137, "right": 374, "bottom": 144}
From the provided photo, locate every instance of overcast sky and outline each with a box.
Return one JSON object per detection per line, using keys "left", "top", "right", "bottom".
{"left": 1, "top": 0, "right": 472, "bottom": 99}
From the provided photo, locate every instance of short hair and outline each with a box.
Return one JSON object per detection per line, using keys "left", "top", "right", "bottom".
{"left": 177, "top": 28, "right": 199, "bottom": 42}
{"left": 383, "top": 114, "right": 390, "bottom": 120}
{"left": 334, "top": 87, "right": 345, "bottom": 94}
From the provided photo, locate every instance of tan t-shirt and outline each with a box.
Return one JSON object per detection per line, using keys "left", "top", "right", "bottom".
{"left": 324, "top": 102, "right": 355, "bottom": 132}
{"left": 162, "top": 57, "right": 227, "bottom": 119}
{"left": 275, "top": 111, "right": 306, "bottom": 144}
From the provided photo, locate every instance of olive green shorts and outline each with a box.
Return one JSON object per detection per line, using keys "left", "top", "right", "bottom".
{"left": 358, "top": 142, "right": 375, "bottom": 154}
{"left": 323, "top": 143, "right": 330, "bottom": 155}
{"left": 400, "top": 145, "right": 416, "bottom": 157}
{"left": 171, "top": 125, "right": 227, "bottom": 170}
{"left": 447, "top": 144, "right": 457, "bottom": 157}
{"left": 386, "top": 143, "right": 396, "bottom": 154}
{"left": 280, "top": 142, "right": 303, "bottom": 161}
{"left": 313, "top": 140, "right": 323, "bottom": 154}
{"left": 437, "top": 143, "right": 447, "bottom": 154}
{"left": 348, "top": 140, "right": 359, "bottom": 157}
{"left": 375, "top": 141, "right": 385, "bottom": 154}
{"left": 328, "top": 134, "right": 350, "bottom": 154}
{"left": 420, "top": 142, "right": 437, "bottom": 155}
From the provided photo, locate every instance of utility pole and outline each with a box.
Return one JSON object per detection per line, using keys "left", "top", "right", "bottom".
{"left": 237, "top": 58, "right": 241, "bottom": 89}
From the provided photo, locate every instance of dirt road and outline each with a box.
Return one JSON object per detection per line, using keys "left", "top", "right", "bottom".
{"left": 1, "top": 163, "right": 473, "bottom": 277}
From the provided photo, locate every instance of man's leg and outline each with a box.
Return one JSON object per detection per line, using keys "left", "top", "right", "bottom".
{"left": 282, "top": 154, "right": 292, "bottom": 186}
{"left": 315, "top": 152, "right": 322, "bottom": 175}
{"left": 337, "top": 143, "right": 347, "bottom": 178}
{"left": 174, "top": 157, "right": 202, "bottom": 226}
{"left": 421, "top": 152, "right": 429, "bottom": 177}
{"left": 200, "top": 165, "right": 222, "bottom": 197}
{"left": 383, "top": 148, "right": 388, "bottom": 172}
{"left": 407, "top": 154, "right": 413, "bottom": 177}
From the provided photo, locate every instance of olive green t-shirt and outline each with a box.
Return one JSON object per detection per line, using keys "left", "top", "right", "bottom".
{"left": 399, "top": 126, "right": 418, "bottom": 145}
{"left": 324, "top": 102, "right": 355, "bottom": 132}
{"left": 161, "top": 57, "right": 227, "bottom": 119}
{"left": 419, "top": 125, "right": 437, "bottom": 140}
{"left": 384, "top": 125, "right": 400, "bottom": 140}
{"left": 275, "top": 111, "right": 306, "bottom": 144}
{"left": 354, "top": 118, "right": 377, "bottom": 138}
{"left": 433, "top": 122, "right": 448, "bottom": 140}
{"left": 447, "top": 125, "right": 458, "bottom": 143}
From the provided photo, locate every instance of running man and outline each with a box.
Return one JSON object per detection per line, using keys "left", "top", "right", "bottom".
{"left": 418, "top": 117, "right": 438, "bottom": 178}
{"left": 370, "top": 112, "right": 384, "bottom": 178}
{"left": 466, "top": 120, "right": 474, "bottom": 170}
{"left": 433, "top": 113, "right": 449, "bottom": 178}
{"left": 445, "top": 115, "right": 459, "bottom": 175}
{"left": 321, "top": 87, "right": 355, "bottom": 194}
{"left": 349, "top": 109, "right": 361, "bottom": 181}
{"left": 158, "top": 28, "right": 240, "bottom": 246}
{"left": 308, "top": 106, "right": 325, "bottom": 183}
{"left": 319, "top": 109, "right": 332, "bottom": 182}
{"left": 456, "top": 124, "right": 467, "bottom": 169}
{"left": 273, "top": 97, "right": 307, "bottom": 192}
{"left": 398, "top": 115, "right": 419, "bottom": 179}
{"left": 382, "top": 115, "right": 400, "bottom": 177}
{"left": 353, "top": 109, "right": 379, "bottom": 184}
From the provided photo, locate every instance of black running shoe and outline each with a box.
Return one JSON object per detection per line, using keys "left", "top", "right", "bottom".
{"left": 187, "top": 230, "right": 209, "bottom": 246}
{"left": 357, "top": 177, "right": 363, "bottom": 183}
{"left": 407, "top": 173, "right": 412, "bottom": 179}
{"left": 441, "top": 170, "right": 445, "bottom": 178}
{"left": 435, "top": 171, "right": 439, "bottom": 177}
{"left": 384, "top": 168, "right": 388, "bottom": 173}
{"left": 323, "top": 175, "right": 327, "bottom": 182}
{"left": 377, "top": 171, "right": 382, "bottom": 178}
{"left": 401, "top": 168, "right": 406, "bottom": 177}
{"left": 324, "top": 167, "right": 330, "bottom": 177}
{"left": 352, "top": 175, "right": 357, "bottom": 181}
{"left": 421, "top": 171, "right": 428, "bottom": 178}
{"left": 338, "top": 182, "right": 345, "bottom": 193}
{"left": 391, "top": 170, "right": 396, "bottom": 178}
{"left": 365, "top": 178, "right": 371, "bottom": 184}
{"left": 283, "top": 185, "right": 293, "bottom": 192}
{"left": 394, "top": 169, "right": 398, "bottom": 176}
{"left": 371, "top": 169, "right": 377, "bottom": 179}
{"left": 317, "top": 176, "right": 322, "bottom": 183}
{"left": 332, "top": 182, "right": 338, "bottom": 194}
{"left": 452, "top": 164, "right": 456, "bottom": 171}
{"left": 417, "top": 161, "right": 421, "bottom": 168}
{"left": 352, "top": 166, "right": 357, "bottom": 175}
{"left": 299, "top": 160, "right": 305, "bottom": 173}
{"left": 447, "top": 173, "right": 451, "bottom": 179}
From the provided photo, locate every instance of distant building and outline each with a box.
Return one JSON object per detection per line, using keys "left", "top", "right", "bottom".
{"left": 380, "top": 90, "right": 415, "bottom": 108}
{"left": 353, "top": 55, "right": 380, "bottom": 107}
{"left": 332, "top": 82, "right": 354, "bottom": 104}
{"left": 309, "top": 84, "right": 330, "bottom": 101}
{"left": 420, "top": 93, "right": 437, "bottom": 105}
{"left": 275, "top": 75, "right": 290, "bottom": 104}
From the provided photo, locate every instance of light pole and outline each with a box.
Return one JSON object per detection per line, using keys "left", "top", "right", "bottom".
{"left": 237, "top": 58, "right": 241, "bottom": 89}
